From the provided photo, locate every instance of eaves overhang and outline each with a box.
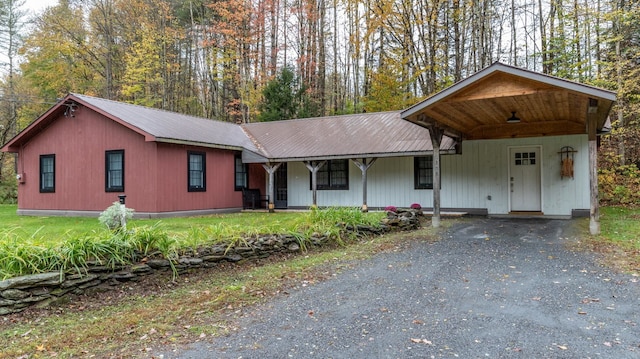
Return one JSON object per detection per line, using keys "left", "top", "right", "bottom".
{"left": 155, "top": 138, "right": 245, "bottom": 151}
{"left": 240, "top": 149, "right": 458, "bottom": 164}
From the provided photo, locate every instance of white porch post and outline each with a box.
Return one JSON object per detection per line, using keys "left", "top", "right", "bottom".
{"left": 262, "top": 162, "right": 282, "bottom": 213}
{"left": 352, "top": 158, "right": 377, "bottom": 212}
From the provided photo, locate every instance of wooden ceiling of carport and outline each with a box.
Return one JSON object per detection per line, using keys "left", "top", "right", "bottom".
{"left": 403, "top": 68, "right": 615, "bottom": 141}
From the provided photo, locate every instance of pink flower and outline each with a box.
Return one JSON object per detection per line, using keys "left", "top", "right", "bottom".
{"left": 384, "top": 205, "right": 397, "bottom": 213}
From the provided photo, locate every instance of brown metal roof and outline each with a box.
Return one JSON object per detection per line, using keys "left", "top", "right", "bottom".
{"left": 241, "top": 111, "right": 457, "bottom": 162}
{"left": 4, "top": 95, "right": 451, "bottom": 161}
{"left": 70, "top": 93, "right": 257, "bottom": 151}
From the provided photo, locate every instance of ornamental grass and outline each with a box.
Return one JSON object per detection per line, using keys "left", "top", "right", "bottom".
{"left": 0, "top": 207, "right": 384, "bottom": 280}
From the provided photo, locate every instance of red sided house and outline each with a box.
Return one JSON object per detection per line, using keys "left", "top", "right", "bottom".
{"left": 1, "top": 93, "right": 444, "bottom": 217}
{"left": 2, "top": 63, "right": 616, "bottom": 231}
{"left": 1, "top": 94, "right": 267, "bottom": 217}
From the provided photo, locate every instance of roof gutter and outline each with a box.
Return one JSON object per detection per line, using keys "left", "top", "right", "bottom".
{"left": 155, "top": 138, "right": 245, "bottom": 151}
{"left": 240, "top": 149, "right": 459, "bottom": 164}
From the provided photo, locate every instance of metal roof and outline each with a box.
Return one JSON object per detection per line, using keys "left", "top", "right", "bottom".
{"left": 72, "top": 93, "right": 258, "bottom": 152}
{"left": 241, "top": 111, "right": 457, "bottom": 162}
{"left": 3, "top": 94, "right": 451, "bottom": 161}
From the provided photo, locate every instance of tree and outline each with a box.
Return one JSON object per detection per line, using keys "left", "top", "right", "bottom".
{"left": 0, "top": 0, "right": 27, "bottom": 203}
{"left": 20, "top": 1, "right": 103, "bottom": 99}
{"left": 258, "top": 67, "right": 302, "bottom": 121}
{"left": 363, "top": 63, "right": 417, "bottom": 112}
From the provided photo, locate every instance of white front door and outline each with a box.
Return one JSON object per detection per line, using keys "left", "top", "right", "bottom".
{"left": 509, "top": 147, "right": 541, "bottom": 212}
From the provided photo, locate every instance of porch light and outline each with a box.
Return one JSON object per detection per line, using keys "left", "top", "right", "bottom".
{"left": 506, "top": 111, "right": 521, "bottom": 123}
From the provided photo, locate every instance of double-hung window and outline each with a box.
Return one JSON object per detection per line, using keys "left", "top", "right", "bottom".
{"left": 234, "top": 155, "right": 248, "bottom": 191}
{"left": 39, "top": 154, "right": 55, "bottom": 193}
{"left": 105, "top": 150, "right": 124, "bottom": 192}
{"left": 188, "top": 151, "right": 206, "bottom": 192}
{"left": 313, "top": 159, "right": 349, "bottom": 190}
{"left": 414, "top": 156, "right": 433, "bottom": 189}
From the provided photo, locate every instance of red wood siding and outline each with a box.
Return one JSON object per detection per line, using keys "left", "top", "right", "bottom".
{"left": 17, "top": 107, "right": 157, "bottom": 212}
{"left": 248, "top": 163, "right": 266, "bottom": 193}
{"left": 154, "top": 144, "right": 242, "bottom": 212}
{"left": 15, "top": 106, "right": 243, "bottom": 214}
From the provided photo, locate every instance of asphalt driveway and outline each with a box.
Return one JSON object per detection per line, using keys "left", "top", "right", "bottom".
{"left": 159, "top": 218, "right": 640, "bottom": 358}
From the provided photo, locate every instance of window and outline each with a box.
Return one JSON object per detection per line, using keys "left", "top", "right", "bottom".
{"left": 312, "top": 159, "right": 349, "bottom": 190}
{"left": 39, "top": 154, "right": 55, "bottom": 193}
{"left": 514, "top": 151, "right": 536, "bottom": 166}
{"left": 414, "top": 156, "right": 433, "bottom": 189}
{"left": 105, "top": 150, "right": 124, "bottom": 192}
{"left": 188, "top": 151, "right": 206, "bottom": 192}
{"left": 234, "top": 155, "right": 248, "bottom": 191}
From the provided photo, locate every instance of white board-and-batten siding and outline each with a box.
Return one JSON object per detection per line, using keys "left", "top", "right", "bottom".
{"left": 284, "top": 135, "right": 590, "bottom": 216}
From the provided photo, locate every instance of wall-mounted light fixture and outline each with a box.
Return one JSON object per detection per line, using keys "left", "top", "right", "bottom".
{"left": 63, "top": 101, "right": 78, "bottom": 118}
{"left": 506, "top": 111, "right": 521, "bottom": 124}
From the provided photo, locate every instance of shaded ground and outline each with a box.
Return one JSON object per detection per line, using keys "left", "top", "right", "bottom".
{"left": 157, "top": 218, "right": 640, "bottom": 358}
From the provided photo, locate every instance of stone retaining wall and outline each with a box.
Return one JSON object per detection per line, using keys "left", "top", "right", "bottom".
{"left": 0, "top": 209, "right": 421, "bottom": 315}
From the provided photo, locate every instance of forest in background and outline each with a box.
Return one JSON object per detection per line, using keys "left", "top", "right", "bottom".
{"left": 0, "top": 0, "right": 639, "bottom": 204}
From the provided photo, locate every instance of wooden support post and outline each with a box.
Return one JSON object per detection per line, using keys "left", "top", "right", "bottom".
{"left": 429, "top": 126, "right": 443, "bottom": 228}
{"left": 587, "top": 99, "right": 600, "bottom": 235}
{"left": 262, "top": 162, "right": 282, "bottom": 213}
{"left": 352, "top": 158, "right": 377, "bottom": 212}
{"left": 304, "top": 160, "right": 326, "bottom": 207}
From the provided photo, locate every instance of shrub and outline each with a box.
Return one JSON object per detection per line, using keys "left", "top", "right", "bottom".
{"left": 384, "top": 205, "right": 397, "bottom": 213}
{"left": 599, "top": 164, "right": 640, "bottom": 206}
{"left": 0, "top": 177, "right": 17, "bottom": 204}
{"left": 99, "top": 202, "right": 135, "bottom": 231}
{"left": 410, "top": 203, "right": 422, "bottom": 210}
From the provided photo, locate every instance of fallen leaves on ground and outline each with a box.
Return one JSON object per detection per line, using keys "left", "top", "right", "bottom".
{"left": 410, "top": 338, "right": 433, "bottom": 345}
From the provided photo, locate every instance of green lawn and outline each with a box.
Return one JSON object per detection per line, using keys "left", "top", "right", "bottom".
{"left": 0, "top": 204, "right": 384, "bottom": 280}
{"left": 0, "top": 205, "right": 100, "bottom": 240}
{"left": 599, "top": 206, "right": 640, "bottom": 250}
{"left": 0, "top": 204, "right": 306, "bottom": 245}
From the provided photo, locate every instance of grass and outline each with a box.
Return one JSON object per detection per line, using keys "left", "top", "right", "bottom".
{"left": 583, "top": 206, "right": 640, "bottom": 272}
{"left": 0, "top": 205, "right": 304, "bottom": 244}
{"left": 0, "top": 205, "right": 99, "bottom": 240}
{"left": 599, "top": 207, "right": 640, "bottom": 249}
{"left": 0, "top": 205, "right": 385, "bottom": 279}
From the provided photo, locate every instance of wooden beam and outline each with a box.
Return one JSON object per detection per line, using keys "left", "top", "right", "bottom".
{"left": 428, "top": 126, "right": 444, "bottom": 228}
{"left": 587, "top": 98, "right": 600, "bottom": 235}
{"left": 352, "top": 158, "right": 377, "bottom": 212}
{"left": 262, "top": 163, "right": 282, "bottom": 213}
{"left": 414, "top": 115, "right": 464, "bottom": 145}
{"left": 468, "top": 121, "right": 586, "bottom": 140}
{"left": 304, "top": 160, "right": 326, "bottom": 207}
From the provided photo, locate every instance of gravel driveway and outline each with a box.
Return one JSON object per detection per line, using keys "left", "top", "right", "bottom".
{"left": 160, "top": 218, "right": 639, "bottom": 358}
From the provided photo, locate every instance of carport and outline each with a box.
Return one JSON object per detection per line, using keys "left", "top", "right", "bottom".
{"left": 401, "top": 62, "right": 616, "bottom": 234}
